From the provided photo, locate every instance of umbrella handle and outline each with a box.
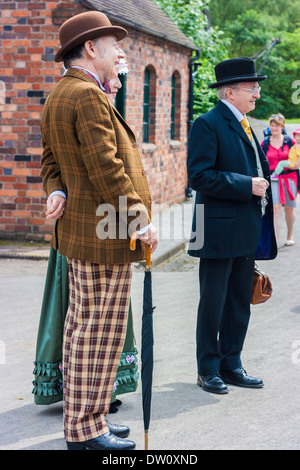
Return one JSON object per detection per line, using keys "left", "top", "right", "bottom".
{"left": 129, "top": 231, "right": 138, "bottom": 251}
{"left": 130, "top": 231, "right": 151, "bottom": 269}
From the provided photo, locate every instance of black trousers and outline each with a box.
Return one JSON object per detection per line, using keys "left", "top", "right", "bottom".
{"left": 196, "top": 253, "right": 256, "bottom": 376}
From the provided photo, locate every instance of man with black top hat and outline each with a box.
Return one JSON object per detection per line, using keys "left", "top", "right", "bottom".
{"left": 187, "top": 57, "right": 277, "bottom": 394}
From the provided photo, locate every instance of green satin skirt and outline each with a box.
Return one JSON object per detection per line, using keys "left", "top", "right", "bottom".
{"left": 32, "top": 248, "right": 138, "bottom": 405}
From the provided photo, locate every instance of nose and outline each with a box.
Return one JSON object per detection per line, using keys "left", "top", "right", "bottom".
{"left": 116, "top": 78, "right": 122, "bottom": 90}
{"left": 117, "top": 46, "right": 125, "bottom": 59}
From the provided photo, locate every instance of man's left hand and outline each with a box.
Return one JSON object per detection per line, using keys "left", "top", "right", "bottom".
{"left": 46, "top": 194, "right": 66, "bottom": 220}
{"left": 138, "top": 223, "right": 159, "bottom": 253}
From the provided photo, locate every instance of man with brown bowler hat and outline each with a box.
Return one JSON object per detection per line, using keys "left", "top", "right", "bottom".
{"left": 187, "top": 58, "right": 277, "bottom": 395}
{"left": 40, "top": 11, "right": 158, "bottom": 450}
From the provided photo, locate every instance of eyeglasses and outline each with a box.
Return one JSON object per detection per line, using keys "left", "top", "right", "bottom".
{"left": 238, "top": 86, "right": 261, "bottom": 95}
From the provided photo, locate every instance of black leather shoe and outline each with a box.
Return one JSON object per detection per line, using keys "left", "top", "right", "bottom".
{"left": 106, "top": 420, "right": 130, "bottom": 438}
{"left": 109, "top": 399, "right": 122, "bottom": 414}
{"left": 66, "top": 432, "right": 136, "bottom": 450}
{"left": 109, "top": 403, "right": 118, "bottom": 413}
{"left": 220, "top": 367, "right": 264, "bottom": 388}
{"left": 197, "top": 374, "right": 228, "bottom": 394}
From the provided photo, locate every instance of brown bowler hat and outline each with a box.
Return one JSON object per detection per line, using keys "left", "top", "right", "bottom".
{"left": 55, "top": 11, "right": 128, "bottom": 63}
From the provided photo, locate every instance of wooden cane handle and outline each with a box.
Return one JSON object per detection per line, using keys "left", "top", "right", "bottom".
{"left": 129, "top": 231, "right": 138, "bottom": 251}
{"left": 130, "top": 231, "right": 151, "bottom": 269}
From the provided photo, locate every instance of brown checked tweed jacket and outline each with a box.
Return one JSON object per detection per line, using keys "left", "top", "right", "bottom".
{"left": 41, "top": 68, "right": 151, "bottom": 265}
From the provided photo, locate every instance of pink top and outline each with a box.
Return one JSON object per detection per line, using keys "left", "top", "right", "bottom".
{"left": 261, "top": 139, "right": 296, "bottom": 171}
{"left": 261, "top": 137, "right": 298, "bottom": 204}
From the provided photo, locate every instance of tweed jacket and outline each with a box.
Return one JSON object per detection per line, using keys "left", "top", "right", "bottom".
{"left": 41, "top": 69, "right": 151, "bottom": 264}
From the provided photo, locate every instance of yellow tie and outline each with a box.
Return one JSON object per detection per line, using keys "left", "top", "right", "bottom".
{"left": 240, "top": 117, "right": 252, "bottom": 141}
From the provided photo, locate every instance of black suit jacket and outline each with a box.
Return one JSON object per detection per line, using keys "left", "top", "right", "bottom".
{"left": 187, "top": 100, "right": 277, "bottom": 260}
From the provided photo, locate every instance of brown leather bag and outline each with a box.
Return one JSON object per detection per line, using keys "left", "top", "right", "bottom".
{"left": 251, "top": 264, "right": 273, "bottom": 305}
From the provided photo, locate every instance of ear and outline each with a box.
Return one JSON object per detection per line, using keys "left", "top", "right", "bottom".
{"left": 84, "top": 40, "right": 97, "bottom": 59}
{"left": 225, "top": 87, "right": 235, "bottom": 99}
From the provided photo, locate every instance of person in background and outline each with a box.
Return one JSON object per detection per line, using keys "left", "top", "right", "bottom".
{"left": 33, "top": 65, "right": 139, "bottom": 416}
{"left": 261, "top": 114, "right": 296, "bottom": 246}
{"left": 104, "top": 60, "right": 140, "bottom": 414}
{"left": 273, "top": 127, "right": 300, "bottom": 175}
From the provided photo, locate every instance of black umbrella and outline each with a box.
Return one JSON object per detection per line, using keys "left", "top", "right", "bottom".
{"left": 130, "top": 233, "right": 155, "bottom": 450}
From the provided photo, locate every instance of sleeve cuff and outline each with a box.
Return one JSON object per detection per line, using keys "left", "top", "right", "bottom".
{"left": 48, "top": 190, "right": 67, "bottom": 200}
{"left": 136, "top": 223, "right": 151, "bottom": 235}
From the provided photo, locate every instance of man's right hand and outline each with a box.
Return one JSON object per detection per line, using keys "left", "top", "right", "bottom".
{"left": 252, "top": 177, "right": 269, "bottom": 198}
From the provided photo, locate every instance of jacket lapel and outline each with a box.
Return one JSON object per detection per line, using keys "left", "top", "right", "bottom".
{"left": 217, "top": 101, "right": 254, "bottom": 149}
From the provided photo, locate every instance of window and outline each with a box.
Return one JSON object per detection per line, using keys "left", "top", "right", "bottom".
{"left": 143, "top": 65, "right": 156, "bottom": 144}
{"left": 143, "top": 67, "right": 150, "bottom": 142}
{"left": 170, "top": 71, "right": 181, "bottom": 141}
{"left": 170, "top": 74, "right": 176, "bottom": 139}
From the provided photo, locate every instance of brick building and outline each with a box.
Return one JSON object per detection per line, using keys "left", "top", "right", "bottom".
{"left": 0, "top": 0, "right": 197, "bottom": 241}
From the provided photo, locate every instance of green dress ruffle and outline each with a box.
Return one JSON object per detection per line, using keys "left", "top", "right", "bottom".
{"left": 32, "top": 248, "right": 138, "bottom": 405}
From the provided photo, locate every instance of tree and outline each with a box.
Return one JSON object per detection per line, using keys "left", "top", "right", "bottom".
{"left": 155, "top": 0, "right": 300, "bottom": 119}
{"left": 209, "top": 0, "right": 300, "bottom": 118}
{"left": 155, "top": 0, "right": 230, "bottom": 116}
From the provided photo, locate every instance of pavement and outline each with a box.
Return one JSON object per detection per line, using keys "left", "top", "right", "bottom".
{"left": 1, "top": 193, "right": 300, "bottom": 452}
{"left": 0, "top": 198, "right": 194, "bottom": 267}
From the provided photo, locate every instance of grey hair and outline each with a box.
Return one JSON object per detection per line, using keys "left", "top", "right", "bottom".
{"left": 63, "top": 37, "right": 105, "bottom": 69}
{"left": 216, "top": 83, "right": 239, "bottom": 100}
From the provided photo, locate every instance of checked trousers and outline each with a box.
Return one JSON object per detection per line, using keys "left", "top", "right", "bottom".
{"left": 62, "top": 258, "right": 132, "bottom": 442}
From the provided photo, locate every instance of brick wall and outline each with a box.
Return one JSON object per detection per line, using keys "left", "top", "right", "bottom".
{"left": 0, "top": 1, "right": 192, "bottom": 241}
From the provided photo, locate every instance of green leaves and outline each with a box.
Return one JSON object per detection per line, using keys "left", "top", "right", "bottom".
{"left": 155, "top": 0, "right": 300, "bottom": 119}
{"left": 209, "top": 0, "right": 300, "bottom": 118}
{"left": 155, "top": 0, "right": 229, "bottom": 117}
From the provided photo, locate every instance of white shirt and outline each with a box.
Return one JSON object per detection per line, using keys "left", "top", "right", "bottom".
{"left": 221, "top": 99, "right": 245, "bottom": 122}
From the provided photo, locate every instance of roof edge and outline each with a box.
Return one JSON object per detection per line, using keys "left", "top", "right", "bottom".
{"left": 112, "top": 15, "right": 198, "bottom": 50}
{"left": 79, "top": 0, "right": 198, "bottom": 51}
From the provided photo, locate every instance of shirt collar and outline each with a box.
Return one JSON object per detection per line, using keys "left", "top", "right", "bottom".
{"left": 69, "top": 66, "right": 106, "bottom": 91}
{"left": 221, "top": 99, "right": 245, "bottom": 122}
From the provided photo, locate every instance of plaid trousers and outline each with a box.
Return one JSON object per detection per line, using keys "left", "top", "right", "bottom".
{"left": 62, "top": 258, "right": 132, "bottom": 442}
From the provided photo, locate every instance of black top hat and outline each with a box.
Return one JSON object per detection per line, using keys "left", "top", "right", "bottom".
{"left": 208, "top": 57, "right": 267, "bottom": 89}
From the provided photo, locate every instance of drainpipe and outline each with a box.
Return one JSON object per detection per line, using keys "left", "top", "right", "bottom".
{"left": 186, "top": 50, "right": 201, "bottom": 198}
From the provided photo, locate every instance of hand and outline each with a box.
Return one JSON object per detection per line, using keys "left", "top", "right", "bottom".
{"left": 252, "top": 177, "right": 269, "bottom": 198}
{"left": 138, "top": 223, "right": 159, "bottom": 253}
{"left": 46, "top": 194, "right": 66, "bottom": 220}
{"left": 274, "top": 160, "right": 290, "bottom": 175}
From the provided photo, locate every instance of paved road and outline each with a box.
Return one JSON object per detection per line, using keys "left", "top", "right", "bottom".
{"left": 1, "top": 209, "right": 300, "bottom": 451}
